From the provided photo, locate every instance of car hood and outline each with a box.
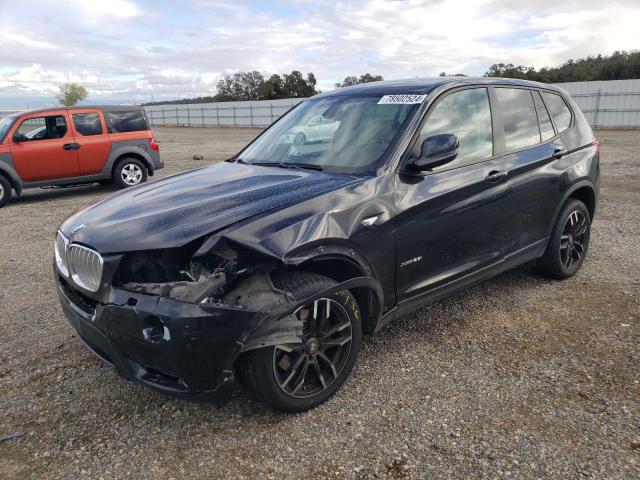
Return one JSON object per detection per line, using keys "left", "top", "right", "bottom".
{"left": 60, "top": 162, "right": 360, "bottom": 254}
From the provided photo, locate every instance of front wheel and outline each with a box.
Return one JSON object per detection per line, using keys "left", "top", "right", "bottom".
{"left": 537, "top": 199, "right": 591, "bottom": 279}
{"left": 293, "top": 132, "right": 306, "bottom": 145}
{"left": 0, "top": 176, "right": 11, "bottom": 208}
{"left": 238, "top": 272, "right": 362, "bottom": 412}
{"left": 113, "top": 158, "right": 148, "bottom": 189}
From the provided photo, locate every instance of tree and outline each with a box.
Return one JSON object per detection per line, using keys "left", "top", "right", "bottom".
{"left": 483, "top": 51, "right": 640, "bottom": 82}
{"left": 259, "top": 74, "right": 285, "bottom": 99}
{"left": 215, "top": 71, "right": 265, "bottom": 101}
{"left": 335, "top": 73, "right": 384, "bottom": 88}
{"left": 283, "top": 70, "right": 308, "bottom": 97}
{"left": 57, "top": 83, "right": 88, "bottom": 106}
{"left": 214, "top": 70, "right": 319, "bottom": 101}
{"left": 305, "top": 72, "right": 318, "bottom": 97}
{"left": 357, "top": 73, "right": 384, "bottom": 84}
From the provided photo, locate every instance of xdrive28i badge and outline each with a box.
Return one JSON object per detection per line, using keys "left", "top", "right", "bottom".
{"left": 400, "top": 256, "right": 423, "bottom": 267}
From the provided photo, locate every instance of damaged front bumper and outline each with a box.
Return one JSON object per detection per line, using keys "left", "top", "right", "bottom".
{"left": 56, "top": 271, "right": 382, "bottom": 402}
{"left": 57, "top": 276, "right": 264, "bottom": 402}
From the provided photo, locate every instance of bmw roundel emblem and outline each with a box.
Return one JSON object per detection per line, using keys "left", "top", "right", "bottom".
{"left": 72, "top": 224, "right": 87, "bottom": 234}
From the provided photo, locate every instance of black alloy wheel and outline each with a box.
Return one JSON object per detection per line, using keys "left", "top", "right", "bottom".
{"left": 559, "top": 209, "right": 589, "bottom": 270}
{"left": 273, "top": 297, "right": 353, "bottom": 398}
{"left": 537, "top": 199, "right": 591, "bottom": 279}
{"left": 237, "top": 272, "right": 362, "bottom": 412}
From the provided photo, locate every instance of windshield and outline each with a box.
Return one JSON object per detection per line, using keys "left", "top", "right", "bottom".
{"left": 0, "top": 114, "right": 19, "bottom": 143}
{"left": 238, "top": 95, "right": 420, "bottom": 173}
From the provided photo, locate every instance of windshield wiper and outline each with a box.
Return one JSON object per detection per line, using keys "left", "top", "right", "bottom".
{"left": 283, "top": 162, "right": 323, "bottom": 171}
{"left": 250, "top": 161, "right": 323, "bottom": 171}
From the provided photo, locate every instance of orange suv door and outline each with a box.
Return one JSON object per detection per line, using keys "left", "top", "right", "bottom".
{"left": 69, "top": 109, "right": 112, "bottom": 175}
{"left": 9, "top": 111, "right": 80, "bottom": 182}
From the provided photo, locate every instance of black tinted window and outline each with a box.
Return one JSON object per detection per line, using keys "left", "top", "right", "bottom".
{"left": 542, "top": 92, "right": 572, "bottom": 133}
{"left": 533, "top": 91, "right": 555, "bottom": 141}
{"left": 416, "top": 88, "right": 493, "bottom": 169}
{"left": 106, "top": 110, "right": 149, "bottom": 133}
{"left": 16, "top": 115, "right": 67, "bottom": 141}
{"left": 72, "top": 113, "right": 103, "bottom": 136}
{"left": 496, "top": 88, "right": 540, "bottom": 151}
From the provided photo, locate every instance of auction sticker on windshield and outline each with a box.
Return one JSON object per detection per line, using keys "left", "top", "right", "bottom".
{"left": 378, "top": 94, "right": 427, "bottom": 104}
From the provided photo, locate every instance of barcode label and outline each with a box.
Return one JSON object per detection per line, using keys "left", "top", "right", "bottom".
{"left": 378, "top": 94, "right": 427, "bottom": 105}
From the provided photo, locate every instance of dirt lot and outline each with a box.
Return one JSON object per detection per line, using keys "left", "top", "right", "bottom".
{"left": 1, "top": 127, "right": 638, "bottom": 479}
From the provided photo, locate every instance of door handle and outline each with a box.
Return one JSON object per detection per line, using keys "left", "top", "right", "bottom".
{"left": 485, "top": 170, "right": 508, "bottom": 182}
{"left": 63, "top": 143, "right": 81, "bottom": 151}
{"left": 552, "top": 148, "right": 567, "bottom": 159}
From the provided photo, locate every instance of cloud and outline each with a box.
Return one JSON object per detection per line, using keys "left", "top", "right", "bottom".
{"left": 45, "top": 0, "right": 140, "bottom": 24}
{"left": 0, "top": 0, "right": 637, "bottom": 106}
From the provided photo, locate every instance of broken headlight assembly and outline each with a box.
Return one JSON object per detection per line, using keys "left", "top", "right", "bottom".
{"left": 114, "top": 241, "right": 276, "bottom": 305}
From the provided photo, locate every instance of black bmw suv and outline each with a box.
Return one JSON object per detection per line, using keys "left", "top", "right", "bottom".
{"left": 55, "top": 77, "right": 599, "bottom": 412}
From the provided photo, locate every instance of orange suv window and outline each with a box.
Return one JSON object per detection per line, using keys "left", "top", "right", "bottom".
{"left": 72, "top": 113, "right": 103, "bottom": 136}
{"left": 105, "top": 110, "right": 149, "bottom": 133}
{"left": 16, "top": 115, "right": 67, "bottom": 141}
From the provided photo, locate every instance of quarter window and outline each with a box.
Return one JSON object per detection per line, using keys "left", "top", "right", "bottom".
{"left": 542, "top": 92, "right": 572, "bottom": 133}
{"left": 415, "top": 88, "right": 493, "bottom": 169}
{"left": 495, "top": 88, "right": 540, "bottom": 151}
{"left": 15, "top": 115, "right": 67, "bottom": 141}
{"left": 533, "top": 91, "right": 555, "bottom": 141}
{"left": 105, "top": 110, "right": 149, "bottom": 133}
{"left": 73, "top": 113, "right": 103, "bottom": 136}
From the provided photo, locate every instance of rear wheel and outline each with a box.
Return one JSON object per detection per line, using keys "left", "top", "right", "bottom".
{"left": 294, "top": 132, "right": 306, "bottom": 145}
{"left": 537, "top": 199, "right": 591, "bottom": 279}
{"left": 0, "top": 176, "right": 12, "bottom": 208}
{"left": 113, "top": 158, "right": 147, "bottom": 189}
{"left": 238, "top": 272, "right": 362, "bottom": 412}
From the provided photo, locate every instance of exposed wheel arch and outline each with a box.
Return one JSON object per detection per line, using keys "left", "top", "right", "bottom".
{"left": 0, "top": 168, "right": 22, "bottom": 195}
{"left": 568, "top": 185, "right": 596, "bottom": 219}
{"left": 543, "top": 181, "right": 597, "bottom": 253}
{"left": 291, "top": 254, "right": 382, "bottom": 335}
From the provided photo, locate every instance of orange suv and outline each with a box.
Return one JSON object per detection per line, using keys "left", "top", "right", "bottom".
{"left": 0, "top": 105, "right": 163, "bottom": 207}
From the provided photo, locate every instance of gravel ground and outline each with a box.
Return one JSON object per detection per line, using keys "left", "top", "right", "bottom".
{"left": 1, "top": 127, "right": 638, "bottom": 479}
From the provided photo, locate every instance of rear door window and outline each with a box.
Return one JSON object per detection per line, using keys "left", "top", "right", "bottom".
{"left": 15, "top": 115, "right": 68, "bottom": 141}
{"left": 495, "top": 88, "right": 540, "bottom": 151}
{"left": 532, "top": 91, "right": 555, "bottom": 141}
{"left": 105, "top": 110, "right": 149, "bottom": 133}
{"left": 72, "top": 113, "right": 103, "bottom": 136}
{"left": 541, "top": 92, "right": 572, "bottom": 133}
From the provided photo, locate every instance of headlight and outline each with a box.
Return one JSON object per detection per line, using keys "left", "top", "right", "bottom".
{"left": 54, "top": 231, "right": 69, "bottom": 277}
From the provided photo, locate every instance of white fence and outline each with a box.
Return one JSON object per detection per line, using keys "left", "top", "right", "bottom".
{"left": 144, "top": 79, "right": 640, "bottom": 129}
{"left": 143, "top": 98, "right": 301, "bottom": 128}
{"left": 3, "top": 79, "right": 639, "bottom": 128}
{"left": 557, "top": 79, "right": 640, "bottom": 128}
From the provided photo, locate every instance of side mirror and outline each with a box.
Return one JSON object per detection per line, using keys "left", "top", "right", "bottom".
{"left": 410, "top": 134, "right": 459, "bottom": 171}
{"left": 13, "top": 133, "right": 28, "bottom": 143}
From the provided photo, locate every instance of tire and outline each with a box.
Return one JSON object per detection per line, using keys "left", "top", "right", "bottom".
{"left": 238, "top": 271, "right": 362, "bottom": 413}
{"left": 537, "top": 199, "right": 591, "bottom": 279}
{"left": 294, "top": 132, "right": 306, "bottom": 145}
{"left": 0, "top": 175, "right": 12, "bottom": 208}
{"left": 113, "top": 157, "right": 148, "bottom": 189}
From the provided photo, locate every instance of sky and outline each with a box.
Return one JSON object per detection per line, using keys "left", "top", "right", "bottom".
{"left": 0, "top": 0, "right": 638, "bottom": 108}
